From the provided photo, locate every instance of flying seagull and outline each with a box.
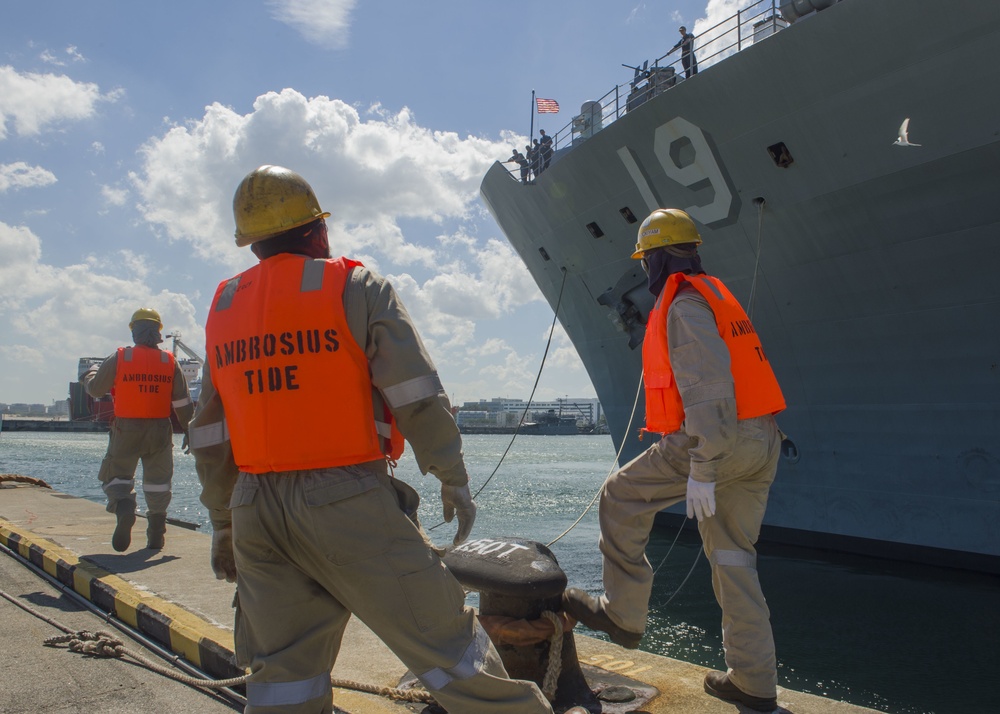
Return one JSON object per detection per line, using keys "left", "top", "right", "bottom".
{"left": 893, "top": 117, "right": 921, "bottom": 146}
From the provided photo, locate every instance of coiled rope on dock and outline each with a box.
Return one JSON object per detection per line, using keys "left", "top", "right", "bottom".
{"left": 35, "top": 608, "right": 577, "bottom": 705}
{"left": 1, "top": 583, "right": 437, "bottom": 705}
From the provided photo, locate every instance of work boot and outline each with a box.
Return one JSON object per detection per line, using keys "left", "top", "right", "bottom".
{"left": 704, "top": 671, "right": 777, "bottom": 712}
{"left": 562, "top": 588, "right": 642, "bottom": 649}
{"left": 146, "top": 513, "right": 167, "bottom": 550}
{"left": 112, "top": 500, "right": 136, "bottom": 552}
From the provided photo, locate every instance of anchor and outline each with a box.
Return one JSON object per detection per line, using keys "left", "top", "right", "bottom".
{"left": 443, "top": 537, "right": 601, "bottom": 713}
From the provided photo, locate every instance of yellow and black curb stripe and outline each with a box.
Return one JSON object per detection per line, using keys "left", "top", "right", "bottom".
{"left": 0, "top": 520, "right": 242, "bottom": 681}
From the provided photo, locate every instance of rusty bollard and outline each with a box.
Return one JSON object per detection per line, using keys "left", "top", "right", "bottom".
{"left": 443, "top": 537, "right": 600, "bottom": 713}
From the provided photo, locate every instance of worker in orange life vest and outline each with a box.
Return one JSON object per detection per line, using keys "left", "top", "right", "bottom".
{"left": 189, "top": 165, "right": 553, "bottom": 714}
{"left": 82, "top": 307, "right": 194, "bottom": 552}
{"left": 563, "top": 208, "right": 786, "bottom": 713}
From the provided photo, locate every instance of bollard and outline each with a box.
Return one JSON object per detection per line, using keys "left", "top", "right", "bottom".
{"left": 443, "top": 537, "right": 600, "bottom": 713}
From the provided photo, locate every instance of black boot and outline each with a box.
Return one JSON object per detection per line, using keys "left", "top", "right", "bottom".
{"left": 562, "top": 588, "right": 643, "bottom": 649}
{"left": 704, "top": 671, "right": 777, "bottom": 712}
{"left": 146, "top": 513, "right": 167, "bottom": 550}
{"left": 112, "top": 500, "right": 136, "bottom": 552}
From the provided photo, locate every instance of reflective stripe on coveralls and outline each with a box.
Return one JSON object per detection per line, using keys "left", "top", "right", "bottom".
{"left": 417, "top": 622, "right": 491, "bottom": 691}
{"left": 382, "top": 374, "right": 443, "bottom": 409}
{"left": 246, "top": 671, "right": 331, "bottom": 707}
{"left": 712, "top": 549, "right": 756, "bottom": 567}
{"left": 189, "top": 419, "right": 230, "bottom": 448}
{"left": 102, "top": 478, "right": 135, "bottom": 491}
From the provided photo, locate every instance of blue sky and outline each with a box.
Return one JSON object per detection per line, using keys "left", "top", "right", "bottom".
{"left": 1, "top": 0, "right": 744, "bottom": 406}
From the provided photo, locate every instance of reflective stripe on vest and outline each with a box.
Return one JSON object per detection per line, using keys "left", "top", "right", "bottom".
{"left": 205, "top": 254, "right": 404, "bottom": 473}
{"left": 642, "top": 273, "right": 785, "bottom": 434}
{"left": 112, "top": 346, "right": 175, "bottom": 418}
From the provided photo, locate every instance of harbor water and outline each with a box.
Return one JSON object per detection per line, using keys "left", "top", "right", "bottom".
{"left": 1, "top": 431, "right": 996, "bottom": 714}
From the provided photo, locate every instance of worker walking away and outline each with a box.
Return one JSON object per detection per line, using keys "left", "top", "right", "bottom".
{"left": 563, "top": 209, "right": 786, "bottom": 712}
{"left": 190, "top": 165, "right": 554, "bottom": 714}
{"left": 83, "top": 308, "right": 193, "bottom": 552}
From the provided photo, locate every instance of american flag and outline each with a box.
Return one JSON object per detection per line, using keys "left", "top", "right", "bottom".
{"left": 535, "top": 98, "right": 560, "bottom": 114}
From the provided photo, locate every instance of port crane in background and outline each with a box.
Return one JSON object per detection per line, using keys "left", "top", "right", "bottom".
{"left": 164, "top": 332, "right": 205, "bottom": 406}
{"left": 164, "top": 332, "right": 204, "bottom": 365}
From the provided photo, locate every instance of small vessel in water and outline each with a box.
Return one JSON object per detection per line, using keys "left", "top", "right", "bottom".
{"left": 480, "top": 0, "right": 1000, "bottom": 572}
{"left": 520, "top": 409, "right": 581, "bottom": 435}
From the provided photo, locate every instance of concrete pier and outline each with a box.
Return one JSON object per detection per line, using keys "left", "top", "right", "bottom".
{"left": 0, "top": 483, "right": 882, "bottom": 713}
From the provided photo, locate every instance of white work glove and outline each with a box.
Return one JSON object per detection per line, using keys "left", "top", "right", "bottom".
{"left": 211, "top": 525, "right": 237, "bottom": 583}
{"left": 686, "top": 477, "right": 717, "bottom": 522}
{"left": 441, "top": 484, "right": 477, "bottom": 546}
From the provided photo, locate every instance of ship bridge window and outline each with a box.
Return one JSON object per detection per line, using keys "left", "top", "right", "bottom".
{"left": 619, "top": 207, "right": 638, "bottom": 224}
{"left": 586, "top": 222, "right": 604, "bottom": 238}
{"left": 767, "top": 142, "right": 794, "bottom": 168}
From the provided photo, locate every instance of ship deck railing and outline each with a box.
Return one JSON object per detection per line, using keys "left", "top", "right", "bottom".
{"left": 499, "top": 0, "right": 790, "bottom": 182}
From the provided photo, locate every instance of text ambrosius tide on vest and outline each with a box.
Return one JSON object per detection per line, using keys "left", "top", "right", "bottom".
{"left": 119, "top": 373, "right": 174, "bottom": 383}
{"left": 213, "top": 328, "right": 341, "bottom": 369}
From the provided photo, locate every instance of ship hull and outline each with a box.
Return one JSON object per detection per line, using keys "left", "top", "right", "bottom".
{"left": 481, "top": 0, "right": 1000, "bottom": 571}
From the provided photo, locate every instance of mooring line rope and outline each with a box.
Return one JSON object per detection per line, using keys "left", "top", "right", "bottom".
{"left": 430, "top": 267, "right": 569, "bottom": 533}
{"left": 747, "top": 197, "right": 767, "bottom": 320}
{"left": 0, "top": 473, "right": 52, "bottom": 488}
{"left": 1, "top": 575, "right": 435, "bottom": 705}
{"left": 539, "top": 611, "right": 564, "bottom": 701}
{"left": 546, "top": 368, "right": 644, "bottom": 548}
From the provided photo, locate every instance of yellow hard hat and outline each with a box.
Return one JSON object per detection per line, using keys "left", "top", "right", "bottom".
{"left": 232, "top": 165, "right": 331, "bottom": 247}
{"left": 129, "top": 307, "right": 162, "bottom": 329}
{"left": 631, "top": 208, "right": 702, "bottom": 259}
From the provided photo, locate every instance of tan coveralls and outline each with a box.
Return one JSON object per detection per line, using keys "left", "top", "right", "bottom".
{"left": 83, "top": 349, "right": 193, "bottom": 515}
{"left": 191, "top": 263, "right": 552, "bottom": 714}
{"left": 599, "top": 284, "right": 782, "bottom": 699}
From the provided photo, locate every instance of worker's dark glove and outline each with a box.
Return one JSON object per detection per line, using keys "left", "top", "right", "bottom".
{"left": 181, "top": 430, "right": 190, "bottom": 455}
{"left": 211, "top": 525, "right": 237, "bottom": 583}
{"left": 685, "top": 477, "right": 716, "bottom": 522}
{"left": 441, "top": 484, "right": 476, "bottom": 545}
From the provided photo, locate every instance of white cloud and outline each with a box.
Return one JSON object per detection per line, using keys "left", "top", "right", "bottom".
{"left": 38, "top": 45, "right": 85, "bottom": 67}
{"left": 39, "top": 50, "right": 63, "bottom": 67}
{"left": 101, "top": 184, "right": 129, "bottom": 206}
{"left": 124, "top": 88, "right": 582, "bottom": 403}
{"left": 267, "top": 0, "right": 356, "bottom": 48}
{"left": 0, "top": 66, "right": 116, "bottom": 139}
{"left": 0, "top": 162, "right": 57, "bottom": 192}
{"left": 131, "top": 88, "right": 511, "bottom": 270}
{"left": 692, "top": 1, "right": 763, "bottom": 66}
{"left": 0, "top": 220, "right": 201, "bottom": 368}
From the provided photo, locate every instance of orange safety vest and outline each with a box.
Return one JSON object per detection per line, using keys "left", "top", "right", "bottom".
{"left": 205, "top": 254, "right": 405, "bottom": 473}
{"left": 642, "top": 273, "right": 785, "bottom": 435}
{"left": 112, "top": 346, "right": 175, "bottom": 418}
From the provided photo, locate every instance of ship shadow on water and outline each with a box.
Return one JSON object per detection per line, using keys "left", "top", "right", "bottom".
{"left": 639, "top": 522, "right": 998, "bottom": 714}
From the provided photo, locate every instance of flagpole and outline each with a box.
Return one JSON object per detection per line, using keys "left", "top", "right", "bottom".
{"left": 530, "top": 89, "right": 535, "bottom": 147}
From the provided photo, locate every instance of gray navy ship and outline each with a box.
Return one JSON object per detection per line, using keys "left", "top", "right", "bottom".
{"left": 480, "top": 0, "right": 1000, "bottom": 572}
